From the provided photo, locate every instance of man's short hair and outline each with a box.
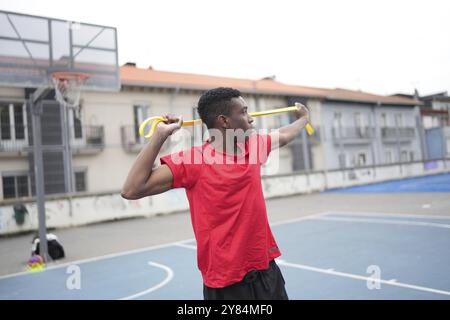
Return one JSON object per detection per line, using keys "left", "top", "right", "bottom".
{"left": 197, "top": 87, "right": 241, "bottom": 129}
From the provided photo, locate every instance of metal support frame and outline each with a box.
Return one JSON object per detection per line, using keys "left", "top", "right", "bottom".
{"left": 29, "top": 88, "right": 51, "bottom": 262}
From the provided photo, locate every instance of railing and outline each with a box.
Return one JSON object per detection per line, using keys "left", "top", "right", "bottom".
{"left": 70, "top": 125, "right": 105, "bottom": 151}
{"left": 0, "top": 124, "right": 29, "bottom": 155}
{"left": 119, "top": 125, "right": 200, "bottom": 153}
{"left": 381, "top": 127, "right": 415, "bottom": 140}
{"left": 121, "top": 125, "right": 146, "bottom": 152}
{"left": 332, "top": 126, "right": 373, "bottom": 142}
{"left": 1, "top": 124, "right": 104, "bottom": 154}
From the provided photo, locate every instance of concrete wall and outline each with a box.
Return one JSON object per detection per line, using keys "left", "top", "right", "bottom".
{"left": 1, "top": 159, "right": 449, "bottom": 235}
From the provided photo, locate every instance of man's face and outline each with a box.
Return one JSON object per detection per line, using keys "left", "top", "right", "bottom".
{"left": 226, "top": 97, "right": 255, "bottom": 131}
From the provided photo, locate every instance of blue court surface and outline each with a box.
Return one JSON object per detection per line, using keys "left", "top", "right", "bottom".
{"left": 1, "top": 211, "right": 449, "bottom": 300}
{"left": 326, "top": 173, "right": 450, "bottom": 193}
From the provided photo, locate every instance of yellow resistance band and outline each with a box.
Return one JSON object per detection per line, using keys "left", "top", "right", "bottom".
{"left": 139, "top": 106, "right": 314, "bottom": 139}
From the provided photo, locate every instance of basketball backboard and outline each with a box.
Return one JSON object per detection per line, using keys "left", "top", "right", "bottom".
{"left": 0, "top": 10, "right": 120, "bottom": 92}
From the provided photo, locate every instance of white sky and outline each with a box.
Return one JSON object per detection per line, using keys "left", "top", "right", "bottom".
{"left": 1, "top": 0, "right": 449, "bottom": 96}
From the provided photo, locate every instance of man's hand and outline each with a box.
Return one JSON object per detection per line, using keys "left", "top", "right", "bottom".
{"left": 156, "top": 114, "right": 183, "bottom": 137}
{"left": 271, "top": 102, "right": 311, "bottom": 149}
{"left": 294, "top": 102, "right": 310, "bottom": 121}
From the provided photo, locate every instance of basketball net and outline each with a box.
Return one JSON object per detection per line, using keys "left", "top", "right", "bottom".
{"left": 52, "top": 72, "right": 90, "bottom": 119}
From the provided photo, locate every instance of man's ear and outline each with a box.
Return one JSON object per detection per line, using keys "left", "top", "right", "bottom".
{"left": 217, "top": 115, "right": 230, "bottom": 129}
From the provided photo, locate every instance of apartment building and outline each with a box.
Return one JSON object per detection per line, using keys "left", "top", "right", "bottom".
{"left": 319, "top": 90, "right": 423, "bottom": 170}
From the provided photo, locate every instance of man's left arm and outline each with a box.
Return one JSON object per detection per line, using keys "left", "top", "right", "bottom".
{"left": 270, "top": 103, "right": 310, "bottom": 149}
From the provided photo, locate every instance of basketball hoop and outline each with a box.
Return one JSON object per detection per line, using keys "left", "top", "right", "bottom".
{"left": 52, "top": 72, "right": 90, "bottom": 119}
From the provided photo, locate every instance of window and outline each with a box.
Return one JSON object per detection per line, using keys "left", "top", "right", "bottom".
{"left": 333, "top": 112, "right": 342, "bottom": 127}
{"left": 354, "top": 113, "right": 361, "bottom": 128}
{"left": 381, "top": 113, "right": 388, "bottom": 127}
{"left": 385, "top": 150, "right": 393, "bottom": 164}
{"left": 72, "top": 108, "right": 83, "bottom": 139}
{"left": 192, "top": 106, "right": 203, "bottom": 146}
{"left": 2, "top": 176, "right": 14, "bottom": 198}
{"left": 0, "top": 104, "right": 9, "bottom": 140}
{"left": 0, "top": 102, "right": 26, "bottom": 141}
{"left": 401, "top": 150, "right": 408, "bottom": 162}
{"left": 354, "top": 112, "right": 367, "bottom": 137}
{"left": 338, "top": 153, "right": 346, "bottom": 169}
{"left": 395, "top": 113, "right": 403, "bottom": 127}
{"left": 356, "top": 153, "right": 367, "bottom": 167}
{"left": 133, "top": 104, "right": 149, "bottom": 143}
{"left": 2, "top": 174, "right": 30, "bottom": 199}
{"left": 74, "top": 171, "right": 87, "bottom": 192}
{"left": 333, "top": 112, "right": 342, "bottom": 137}
{"left": 409, "top": 151, "right": 414, "bottom": 161}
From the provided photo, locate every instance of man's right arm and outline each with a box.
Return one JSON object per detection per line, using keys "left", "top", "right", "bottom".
{"left": 121, "top": 114, "right": 183, "bottom": 199}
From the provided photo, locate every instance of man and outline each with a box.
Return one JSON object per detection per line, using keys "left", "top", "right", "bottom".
{"left": 122, "top": 87, "right": 310, "bottom": 299}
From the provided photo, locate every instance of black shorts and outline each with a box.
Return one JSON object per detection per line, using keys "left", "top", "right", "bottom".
{"left": 203, "top": 260, "right": 289, "bottom": 300}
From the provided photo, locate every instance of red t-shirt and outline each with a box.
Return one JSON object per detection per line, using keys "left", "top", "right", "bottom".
{"left": 160, "top": 133, "right": 281, "bottom": 288}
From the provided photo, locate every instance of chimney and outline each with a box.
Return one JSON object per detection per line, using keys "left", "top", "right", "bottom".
{"left": 262, "top": 75, "right": 276, "bottom": 81}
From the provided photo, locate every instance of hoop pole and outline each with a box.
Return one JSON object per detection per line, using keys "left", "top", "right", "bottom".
{"left": 29, "top": 98, "right": 50, "bottom": 263}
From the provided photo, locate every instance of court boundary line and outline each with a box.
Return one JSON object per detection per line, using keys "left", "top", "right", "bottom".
{"left": 327, "top": 210, "right": 450, "bottom": 220}
{"left": 119, "top": 261, "right": 174, "bottom": 300}
{"left": 312, "top": 216, "right": 450, "bottom": 229}
{"left": 276, "top": 259, "right": 450, "bottom": 297}
{"left": 0, "top": 238, "right": 193, "bottom": 280}
{"left": 176, "top": 243, "right": 450, "bottom": 297}
{"left": 2, "top": 210, "right": 449, "bottom": 299}
{"left": 175, "top": 243, "right": 197, "bottom": 250}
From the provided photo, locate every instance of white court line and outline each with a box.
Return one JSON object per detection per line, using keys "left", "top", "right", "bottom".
{"left": 276, "top": 259, "right": 450, "bottom": 297}
{"left": 176, "top": 245, "right": 450, "bottom": 297}
{"left": 312, "top": 216, "right": 450, "bottom": 229}
{"left": 119, "top": 261, "right": 174, "bottom": 300}
{"left": 270, "top": 212, "right": 332, "bottom": 226}
{"left": 328, "top": 210, "right": 450, "bottom": 220}
{"left": 0, "top": 238, "right": 195, "bottom": 281}
{"left": 174, "top": 243, "right": 197, "bottom": 250}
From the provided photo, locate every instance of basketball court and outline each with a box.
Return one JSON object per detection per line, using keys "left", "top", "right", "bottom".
{"left": 1, "top": 173, "right": 450, "bottom": 300}
{"left": 0, "top": 207, "right": 449, "bottom": 300}
{"left": 0, "top": 9, "right": 449, "bottom": 301}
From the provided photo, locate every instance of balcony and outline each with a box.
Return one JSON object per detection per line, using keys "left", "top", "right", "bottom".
{"left": 1, "top": 124, "right": 104, "bottom": 156}
{"left": 332, "top": 126, "right": 373, "bottom": 145}
{"left": 120, "top": 125, "right": 185, "bottom": 153}
{"left": 70, "top": 125, "right": 105, "bottom": 154}
{"left": 381, "top": 127, "right": 415, "bottom": 143}
{"left": 121, "top": 125, "right": 146, "bottom": 153}
{"left": 0, "top": 124, "right": 29, "bottom": 157}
